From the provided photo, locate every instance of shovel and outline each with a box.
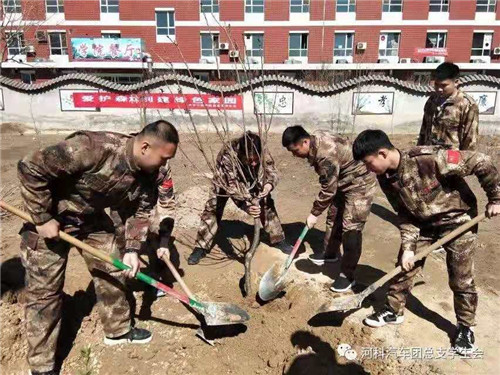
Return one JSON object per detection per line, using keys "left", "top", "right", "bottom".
{"left": 258, "top": 225, "right": 309, "bottom": 301}
{"left": 0, "top": 201, "right": 250, "bottom": 326}
{"left": 160, "top": 254, "right": 250, "bottom": 326}
{"left": 318, "top": 213, "right": 486, "bottom": 313}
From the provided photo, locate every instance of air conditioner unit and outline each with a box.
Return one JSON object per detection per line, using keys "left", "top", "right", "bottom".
{"left": 35, "top": 31, "right": 47, "bottom": 42}
{"left": 24, "top": 45, "right": 36, "bottom": 54}
{"left": 424, "top": 56, "right": 445, "bottom": 63}
{"left": 229, "top": 50, "right": 239, "bottom": 58}
{"left": 399, "top": 58, "right": 412, "bottom": 63}
{"left": 219, "top": 43, "right": 229, "bottom": 50}
{"left": 335, "top": 58, "right": 349, "bottom": 64}
{"left": 356, "top": 42, "right": 367, "bottom": 51}
{"left": 199, "top": 58, "right": 215, "bottom": 63}
{"left": 378, "top": 59, "right": 390, "bottom": 63}
{"left": 494, "top": 47, "right": 500, "bottom": 55}
{"left": 285, "top": 58, "right": 302, "bottom": 64}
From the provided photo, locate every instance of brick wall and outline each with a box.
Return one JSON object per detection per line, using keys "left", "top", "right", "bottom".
{"left": 220, "top": 0, "right": 244, "bottom": 21}
{"left": 449, "top": 0, "right": 475, "bottom": 19}
{"left": 403, "top": 0, "right": 429, "bottom": 20}
{"left": 356, "top": 0, "right": 382, "bottom": 20}
{"left": 265, "top": 0, "right": 289, "bottom": 20}
{"left": 65, "top": 0, "right": 100, "bottom": 20}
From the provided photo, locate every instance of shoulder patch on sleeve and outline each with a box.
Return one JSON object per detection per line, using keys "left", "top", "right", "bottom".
{"left": 162, "top": 178, "right": 173, "bottom": 189}
{"left": 447, "top": 150, "right": 461, "bottom": 164}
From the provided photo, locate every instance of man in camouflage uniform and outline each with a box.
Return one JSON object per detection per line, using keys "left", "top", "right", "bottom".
{"left": 112, "top": 155, "right": 177, "bottom": 298}
{"left": 418, "top": 62, "right": 479, "bottom": 151}
{"left": 282, "top": 126, "right": 377, "bottom": 293}
{"left": 188, "top": 132, "right": 292, "bottom": 265}
{"left": 17, "top": 120, "right": 179, "bottom": 375}
{"left": 352, "top": 129, "right": 500, "bottom": 355}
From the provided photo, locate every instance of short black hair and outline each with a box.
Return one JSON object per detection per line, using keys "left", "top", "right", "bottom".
{"left": 138, "top": 120, "right": 179, "bottom": 144}
{"left": 434, "top": 62, "right": 459, "bottom": 81}
{"left": 238, "top": 131, "right": 262, "bottom": 160}
{"left": 282, "top": 125, "right": 310, "bottom": 147}
{"left": 352, "top": 129, "right": 395, "bottom": 161}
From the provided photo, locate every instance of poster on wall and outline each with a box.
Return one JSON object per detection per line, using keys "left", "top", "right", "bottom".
{"left": 72, "top": 92, "right": 243, "bottom": 110}
{"left": 0, "top": 88, "right": 4, "bottom": 111}
{"left": 352, "top": 92, "right": 394, "bottom": 115}
{"left": 467, "top": 92, "right": 496, "bottom": 115}
{"left": 253, "top": 92, "right": 294, "bottom": 115}
{"left": 60, "top": 89, "right": 99, "bottom": 112}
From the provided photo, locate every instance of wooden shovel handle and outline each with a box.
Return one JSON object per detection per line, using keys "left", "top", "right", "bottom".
{"left": 161, "top": 254, "right": 195, "bottom": 299}
{"left": 365, "top": 213, "right": 486, "bottom": 295}
{"left": 0, "top": 200, "right": 114, "bottom": 265}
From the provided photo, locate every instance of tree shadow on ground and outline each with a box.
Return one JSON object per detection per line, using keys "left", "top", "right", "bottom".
{"left": 285, "top": 330, "right": 369, "bottom": 375}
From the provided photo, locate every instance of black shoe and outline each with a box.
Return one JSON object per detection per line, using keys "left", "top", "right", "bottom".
{"left": 364, "top": 306, "right": 404, "bottom": 327}
{"left": 274, "top": 240, "right": 294, "bottom": 255}
{"left": 453, "top": 324, "right": 476, "bottom": 356}
{"left": 104, "top": 327, "right": 152, "bottom": 346}
{"left": 308, "top": 251, "right": 340, "bottom": 266}
{"left": 30, "top": 371, "right": 58, "bottom": 375}
{"left": 188, "top": 248, "right": 207, "bottom": 265}
{"left": 330, "top": 275, "right": 356, "bottom": 293}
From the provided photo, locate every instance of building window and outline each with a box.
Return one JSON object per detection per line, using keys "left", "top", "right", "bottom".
{"left": 429, "top": 0, "right": 449, "bottom": 12}
{"left": 21, "top": 71, "right": 35, "bottom": 84}
{"left": 102, "top": 31, "right": 121, "bottom": 38}
{"left": 3, "top": 0, "right": 21, "bottom": 13}
{"left": 336, "top": 0, "right": 355, "bottom": 12}
{"left": 49, "top": 32, "right": 68, "bottom": 55}
{"left": 245, "top": 0, "right": 264, "bottom": 13}
{"left": 156, "top": 11, "right": 175, "bottom": 40}
{"left": 200, "top": 0, "right": 219, "bottom": 13}
{"left": 98, "top": 75, "right": 142, "bottom": 84}
{"left": 6, "top": 32, "right": 25, "bottom": 55}
{"left": 245, "top": 33, "right": 263, "bottom": 57}
{"left": 46, "top": 0, "right": 64, "bottom": 13}
{"left": 200, "top": 33, "right": 220, "bottom": 57}
{"left": 382, "top": 0, "right": 402, "bottom": 12}
{"left": 289, "top": 33, "right": 308, "bottom": 57}
{"left": 379, "top": 32, "right": 400, "bottom": 56}
{"left": 101, "top": 0, "right": 119, "bottom": 13}
{"left": 290, "top": 0, "right": 309, "bottom": 13}
{"left": 471, "top": 32, "right": 492, "bottom": 56}
{"left": 476, "top": 0, "right": 496, "bottom": 12}
{"left": 426, "top": 32, "right": 447, "bottom": 48}
{"left": 334, "top": 33, "right": 354, "bottom": 57}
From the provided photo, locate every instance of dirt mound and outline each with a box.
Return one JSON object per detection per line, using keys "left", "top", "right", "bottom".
{"left": 0, "top": 122, "right": 29, "bottom": 135}
{"left": 175, "top": 185, "right": 247, "bottom": 230}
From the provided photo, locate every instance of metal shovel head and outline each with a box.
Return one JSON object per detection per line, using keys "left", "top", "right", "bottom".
{"left": 318, "top": 293, "right": 364, "bottom": 313}
{"left": 258, "top": 262, "right": 289, "bottom": 301}
{"left": 195, "top": 300, "right": 250, "bottom": 326}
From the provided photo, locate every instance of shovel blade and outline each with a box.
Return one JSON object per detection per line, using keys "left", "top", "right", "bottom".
{"left": 318, "top": 293, "right": 364, "bottom": 313}
{"left": 195, "top": 300, "right": 250, "bottom": 326}
{"left": 258, "top": 262, "right": 289, "bottom": 302}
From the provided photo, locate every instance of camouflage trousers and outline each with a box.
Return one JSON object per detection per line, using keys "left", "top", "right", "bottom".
{"left": 387, "top": 223, "right": 478, "bottom": 327}
{"left": 20, "top": 220, "right": 131, "bottom": 373}
{"left": 195, "top": 185, "right": 285, "bottom": 251}
{"left": 324, "top": 177, "right": 376, "bottom": 280}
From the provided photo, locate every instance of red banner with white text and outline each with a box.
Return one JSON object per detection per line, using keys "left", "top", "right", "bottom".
{"left": 72, "top": 92, "right": 243, "bottom": 110}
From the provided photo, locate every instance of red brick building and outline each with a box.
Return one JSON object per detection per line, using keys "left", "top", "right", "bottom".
{"left": 1, "top": 0, "right": 500, "bottom": 83}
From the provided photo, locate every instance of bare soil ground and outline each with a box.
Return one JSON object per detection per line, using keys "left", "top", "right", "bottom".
{"left": 1, "top": 131, "right": 499, "bottom": 375}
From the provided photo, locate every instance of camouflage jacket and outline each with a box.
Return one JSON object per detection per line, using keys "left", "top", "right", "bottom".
{"left": 212, "top": 136, "right": 278, "bottom": 208}
{"left": 378, "top": 146, "right": 500, "bottom": 252}
{"left": 307, "top": 130, "right": 375, "bottom": 217}
{"left": 17, "top": 131, "right": 170, "bottom": 254}
{"left": 418, "top": 90, "right": 479, "bottom": 150}
{"left": 111, "top": 160, "right": 176, "bottom": 250}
